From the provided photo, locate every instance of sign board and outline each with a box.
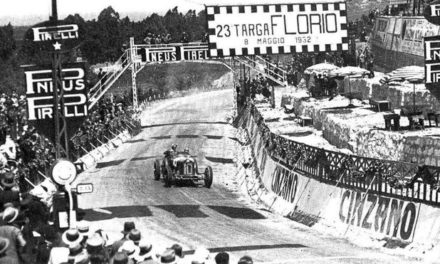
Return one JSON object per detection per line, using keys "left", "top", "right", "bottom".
{"left": 33, "top": 24, "right": 79, "bottom": 42}
{"left": 425, "top": 36, "right": 440, "bottom": 84}
{"left": 425, "top": 35, "right": 440, "bottom": 61}
{"left": 24, "top": 62, "right": 88, "bottom": 141}
{"left": 137, "top": 44, "right": 209, "bottom": 63}
{"left": 51, "top": 159, "right": 77, "bottom": 185}
{"left": 29, "top": 21, "right": 80, "bottom": 51}
{"left": 75, "top": 183, "right": 94, "bottom": 194}
{"left": 424, "top": 0, "right": 440, "bottom": 25}
{"left": 206, "top": 2, "right": 348, "bottom": 57}
{"left": 425, "top": 62, "right": 440, "bottom": 84}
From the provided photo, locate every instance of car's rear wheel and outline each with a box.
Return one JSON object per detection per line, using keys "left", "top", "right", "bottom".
{"left": 154, "top": 160, "right": 161, "bottom": 180}
{"left": 204, "top": 166, "right": 213, "bottom": 188}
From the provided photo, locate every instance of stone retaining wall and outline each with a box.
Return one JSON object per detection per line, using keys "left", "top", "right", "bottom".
{"left": 283, "top": 75, "right": 440, "bottom": 165}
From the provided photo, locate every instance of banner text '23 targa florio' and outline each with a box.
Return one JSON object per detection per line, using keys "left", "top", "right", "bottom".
{"left": 206, "top": 2, "right": 349, "bottom": 57}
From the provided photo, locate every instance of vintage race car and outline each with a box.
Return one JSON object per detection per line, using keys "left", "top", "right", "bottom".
{"left": 154, "top": 148, "right": 213, "bottom": 188}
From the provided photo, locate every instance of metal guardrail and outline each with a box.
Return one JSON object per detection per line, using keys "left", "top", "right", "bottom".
{"left": 247, "top": 102, "right": 440, "bottom": 206}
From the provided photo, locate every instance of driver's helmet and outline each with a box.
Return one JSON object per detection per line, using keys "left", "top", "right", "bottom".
{"left": 184, "top": 148, "right": 189, "bottom": 154}
{"left": 171, "top": 144, "right": 178, "bottom": 152}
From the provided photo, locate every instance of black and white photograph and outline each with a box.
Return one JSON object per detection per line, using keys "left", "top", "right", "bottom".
{"left": 0, "top": 0, "right": 439, "bottom": 263}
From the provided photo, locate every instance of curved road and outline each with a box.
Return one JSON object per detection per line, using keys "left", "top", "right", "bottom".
{"left": 74, "top": 90, "right": 418, "bottom": 264}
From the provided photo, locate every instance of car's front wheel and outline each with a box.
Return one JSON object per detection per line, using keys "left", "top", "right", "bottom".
{"left": 154, "top": 160, "right": 161, "bottom": 180}
{"left": 204, "top": 166, "right": 213, "bottom": 188}
{"left": 164, "top": 169, "right": 172, "bottom": 187}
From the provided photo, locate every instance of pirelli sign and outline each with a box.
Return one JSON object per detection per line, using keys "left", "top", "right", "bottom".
{"left": 425, "top": 36, "right": 440, "bottom": 84}
{"left": 206, "top": 2, "right": 349, "bottom": 57}
{"left": 24, "top": 63, "right": 88, "bottom": 141}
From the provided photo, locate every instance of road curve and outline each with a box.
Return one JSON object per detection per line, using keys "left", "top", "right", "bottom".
{"left": 74, "top": 89, "right": 418, "bottom": 264}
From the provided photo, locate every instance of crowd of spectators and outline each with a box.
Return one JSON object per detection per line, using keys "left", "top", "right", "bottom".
{"left": 143, "top": 33, "right": 173, "bottom": 45}
{"left": 0, "top": 90, "right": 142, "bottom": 263}
{"left": 36, "top": 220, "right": 254, "bottom": 264}
{"left": 70, "top": 93, "right": 142, "bottom": 161}
{"left": 143, "top": 32, "right": 196, "bottom": 45}
{"left": 236, "top": 74, "right": 272, "bottom": 106}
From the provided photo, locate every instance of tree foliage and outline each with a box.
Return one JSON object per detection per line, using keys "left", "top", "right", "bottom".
{"left": 2, "top": 6, "right": 208, "bottom": 94}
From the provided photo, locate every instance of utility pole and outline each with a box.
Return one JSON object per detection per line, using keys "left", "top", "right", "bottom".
{"left": 51, "top": 0, "right": 69, "bottom": 159}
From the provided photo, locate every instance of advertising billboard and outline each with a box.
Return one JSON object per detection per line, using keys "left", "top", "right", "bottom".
{"left": 137, "top": 44, "right": 209, "bottom": 63}
{"left": 25, "top": 63, "right": 88, "bottom": 141}
{"left": 206, "top": 2, "right": 349, "bottom": 57}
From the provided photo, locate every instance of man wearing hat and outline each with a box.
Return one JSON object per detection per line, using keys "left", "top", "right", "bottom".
{"left": 159, "top": 249, "right": 177, "bottom": 264}
{"left": 214, "top": 252, "right": 229, "bottom": 264}
{"left": 61, "top": 229, "right": 83, "bottom": 248}
{"left": 111, "top": 221, "right": 135, "bottom": 257}
{"left": 0, "top": 172, "right": 20, "bottom": 210}
{"left": 237, "top": 255, "right": 253, "bottom": 264}
{"left": 112, "top": 251, "right": 133, "bottom": 264}
{"left": 128, "top": 229, "right": 141, "bottom": 246}
{"left": 68, "top": 241, "right": 89, "bottom": 264}
{"left": 0, "top": 208, "right": 27, "bottom": 264}
{"left": 77, "top": 220, "right": 91, "bottom": 246}
{"left": 135, "top": 239, "right": 153, "bottom": 263}
{"left": 86, "top": 233, "right": 109, "bottom": 263}
{"left": 119, "top": 240, "right": 139, "bottom": 262}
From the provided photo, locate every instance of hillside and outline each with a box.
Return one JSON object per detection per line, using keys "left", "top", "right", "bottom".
{"left": 109, "top": 62, "right": 229, "bottom": 99}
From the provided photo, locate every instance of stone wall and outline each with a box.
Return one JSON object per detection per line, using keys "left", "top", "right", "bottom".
{"left": 283, "top": 86, "right": 440, "bottom": 165}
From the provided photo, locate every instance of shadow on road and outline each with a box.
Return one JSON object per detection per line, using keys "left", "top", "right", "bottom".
{"left": 154, "top": 205, "right": 209, "bottom": 218}
{"left": 183, "top": 243, "right": 307, "bottom": 255}
{"left": 95, "top": 159, "right": 125, "bottom": 169}
{"left": 82, "top": 205, "right": 153, "bottom": 221}
{"left": 142, "top": 121, "right": 228, "bottom": 129}
{"left": 208, "top": 206, "right": 266, "bottom": 220}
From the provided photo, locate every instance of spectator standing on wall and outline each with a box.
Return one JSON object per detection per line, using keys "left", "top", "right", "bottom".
{"left": 143, "top": 33, "right": 152, "bottom": 45}
{"left": 181, "top": 32, "right": 189, "bottom": 43}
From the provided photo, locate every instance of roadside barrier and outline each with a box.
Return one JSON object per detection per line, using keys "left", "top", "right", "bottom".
{"left": 234, "top": 99, "right": 440, "bottom": 248}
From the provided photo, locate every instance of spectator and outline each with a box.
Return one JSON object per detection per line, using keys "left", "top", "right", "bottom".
{"left": 118, "top": 240, "right": 139, "bottom": 262}
{"left": 127, "top": 229, "right": 141, "bottom": 246}
{"left": 181, "top": 32, "right": 189, "bottom": 43}
{"left": 215, "top": 252, "right": 229, "bottom": 264}
{"left": 0, "top": 207, "right": 27, "bottom": 263}
{"left": 112, "top": 251, "right": 130, "bottom": 264}
{"left": 238, "top": 255, "right": 253, "bottom": 264}
{"left": 170, "top": 243, "right": 183, "bottom": 258}
{"left": 135, "top": 240, "right": 153, "bottom": 262}
{"left": 159, "top": 249, "right": 176, "bottom": 264}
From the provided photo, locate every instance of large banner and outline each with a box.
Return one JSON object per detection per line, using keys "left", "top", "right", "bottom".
{"left": 371, "top": 16, "right": 440, "bottom": 57}
{"left": 206, "top": 2, "right": 349, "bottom": 57}
{"left": 137, "top": 44, "right": 209, "bottom": 63}
{"left": 25, "top": 62, "right": 88, "bottom": 141}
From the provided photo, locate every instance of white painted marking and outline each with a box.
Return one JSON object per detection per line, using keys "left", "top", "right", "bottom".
{"left": 261, "top": 255, "right": 393, "bottom": 264}
{"left": 93, "top": 208, "right": 112, "bottom": 214}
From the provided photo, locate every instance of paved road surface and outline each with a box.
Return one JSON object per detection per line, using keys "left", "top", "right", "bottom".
{"left": 74, "top": 90, "right": 419, "bottom": 263}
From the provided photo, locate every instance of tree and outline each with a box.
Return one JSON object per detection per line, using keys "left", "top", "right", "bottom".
{"left": 0, "top": 23, "right": 16, "bottom": 60}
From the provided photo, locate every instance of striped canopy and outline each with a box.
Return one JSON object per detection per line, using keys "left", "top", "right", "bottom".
{"left": 382, "top": 66, "right": 424, "bottom": 83}
{"left": 328, "top": 66, "right": 369, "bottom": 77}
{"left": 304, "top": 62, "right": 339, "bottom": 75}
